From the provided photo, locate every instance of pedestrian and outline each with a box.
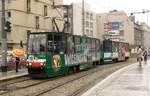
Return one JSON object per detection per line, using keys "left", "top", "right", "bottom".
{"left": 15, "top": 57, "right": 20, "bottom": 72}
{"left": 137, "top": 46, "right": 143, "bottom": 66}
{"left": 143, "top": 48, "right": 148, "bottom": 64}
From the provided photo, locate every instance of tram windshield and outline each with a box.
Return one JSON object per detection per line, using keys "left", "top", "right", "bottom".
{"left": 28, "top": 34, "right": 46, "bottom": 54}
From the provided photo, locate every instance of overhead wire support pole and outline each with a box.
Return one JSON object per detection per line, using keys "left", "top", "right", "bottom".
{"left": 131, "top": 9, "right": 150, "bottom": 25}
{"left": 130, "top": 9, "right": 150, "bottom": 47}
{"left": 82, "top": 0, "right": 85, "bottom": 36}
{"left": 52, "top": 2, "right": 71, "bottom": 33}
{"left": 1, "top": 0, "right": 7, "bottom": 72}
{"left": 145, "top": 10, "right": 150, "bottom": 25}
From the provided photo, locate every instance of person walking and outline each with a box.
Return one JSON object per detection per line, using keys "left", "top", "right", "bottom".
{"left": 15, "top": 57, "right": 20, "bottom": 72}
{"left": 137, "top": 46, "right": 143, "bottom": 66}
{"left": 143, "top": 48, "right": 148, "bottom": 64}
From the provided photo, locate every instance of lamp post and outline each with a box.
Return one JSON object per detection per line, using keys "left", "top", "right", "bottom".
{"left": 1, "top": 0, "right": 7, "bottom": 72}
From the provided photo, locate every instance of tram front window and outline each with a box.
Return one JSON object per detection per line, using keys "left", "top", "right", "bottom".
{"left": 103, "top": 40, "right": 112, "bottom": 52}
{"left": 28, "top": 34, "right": 46, "bottom": 54}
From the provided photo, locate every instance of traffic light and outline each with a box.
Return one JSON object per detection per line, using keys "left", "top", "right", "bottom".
{"left": 5, "top": 21, "right": 11, "bottom": 32}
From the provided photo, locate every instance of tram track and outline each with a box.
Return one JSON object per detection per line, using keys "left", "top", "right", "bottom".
{"left": 0, "top": 77, "right": 30, "bottom": 86}
{"left": 68, "top": 67, "right": 121, "bottom": 96}
{"left": 33, "top": 58, "right": 137, "bottom": 96}
{"left": 65, "top": 59, "right": 137, "bottom": 96}
{"left": 28, "top": 62, "right": 132, "bottom": 96}
{"left": 35, "top": 63, "right": 127, "bottom": 96}
{"left": 0, "top": 76, "right": 61, "bottom": 95}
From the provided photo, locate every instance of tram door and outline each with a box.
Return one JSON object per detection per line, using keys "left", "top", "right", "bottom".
{"left": 103, "top": 40, "right": 112, "bottom": 61}
{"left": 47, "top": 33, "right": 67, "bottom": 75}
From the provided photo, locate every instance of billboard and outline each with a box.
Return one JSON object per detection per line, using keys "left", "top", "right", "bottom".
{"left": 104, "top": 21, "right": 123, "bottom": 35}
{"left": 107, "top": 30, "right": 120, "bottom": 35}
{"left": 104, "top": 22, "right": 121, "bottom": 29}
{"left": 112, "top": 22, "right": 120, "bottom": 30}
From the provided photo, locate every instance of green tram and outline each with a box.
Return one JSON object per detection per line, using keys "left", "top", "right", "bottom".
{"left": 101, "top": 39, "right": 130, "bottom": 63}
{"left": 26, "top": 32, "right": 101, "bottom": 78}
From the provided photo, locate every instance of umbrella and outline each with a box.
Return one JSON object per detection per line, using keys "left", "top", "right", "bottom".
{"left": 11, "top": 48, "right": 25, "bottom": 58}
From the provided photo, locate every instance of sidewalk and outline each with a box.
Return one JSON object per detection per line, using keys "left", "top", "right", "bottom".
{"left": 82, "top": 61, "right": 150, "bottom": 96}
{"left": 0, "top": 68, "right": 28, "bottom": 81}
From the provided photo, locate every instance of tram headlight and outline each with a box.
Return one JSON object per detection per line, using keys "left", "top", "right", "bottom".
{"left": 40, "top": 63, "right": 43, "bottom": 66}
{"left": 40, "top": 62, "right": 46, "bottom": 67}
{"left": 29, "top": 63, "right": 32, "bottom": 66}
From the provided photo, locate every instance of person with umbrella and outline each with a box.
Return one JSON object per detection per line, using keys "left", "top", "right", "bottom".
{"left": 11, "top": 48, "right": 25, "bottom": 72}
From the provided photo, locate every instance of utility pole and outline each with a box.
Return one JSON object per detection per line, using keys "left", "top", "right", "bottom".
{"left": 52, "top": 2, "right": 71, "bottom": 34}
{"left": 82, "top": 0, "right": 85, "bottom": 36}
{"left": 1, "top": 0, "right": 7, "bottom": 72}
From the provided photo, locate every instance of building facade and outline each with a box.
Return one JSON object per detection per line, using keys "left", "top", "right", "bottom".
{"left": 0, "top": 0, "right": 64, "bottom": 50}
{"left": 72, "top": 3, "right": 97, "bottom": 38}
{"left": 134, "top": 22, "right": 143, "bottom": 47}
{"left": 96, "top": 10, "right": 134, "bottom": 45}
{"left": 140, "top": 23, "right": 150, "bottom": 48}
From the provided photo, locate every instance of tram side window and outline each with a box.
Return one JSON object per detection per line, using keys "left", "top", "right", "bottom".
{"left": 47, "top": 34, "right": 53, "bottom": 53}
{"left": 82, "top": 38, "right": 86, "bottom": 52}
{"left": 74, "top": 36, "right": 82, "bottom": 53}
{"left": 112, "top": 42, "right": 118, "bottom": 52}
{"left": 54, "top": 35, "right": 65, "bottom": 54}
{"left": 125, "top": 43, "right": 129, "bottom": 51}
{"left": 39, "top": 37, "right": 46, "bottom": 52}
{"left": 96, "top": 40, "right": 100, "bottom": 52}
{"left": 91, "top": 39, "right": 96, "bottom": 52}
{"left": 87, "top": 38, "right": 92, "bottom": 52}
{"left": 67, "top": 36, "right": 75, "bottom": 53}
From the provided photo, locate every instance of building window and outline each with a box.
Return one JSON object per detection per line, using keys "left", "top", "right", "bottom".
{"left": 90, "top": 22, "right": 93, "bottom": 28}
{"left": 86, "top": 29, "right": 89, "bottom": 35}
{"left": 86, "top": 21, "right": 89, "bottom": 27}
{"left": 90, "top": 30, "right": 93, "bottom": 36}
{"left": 7, "top": 12, "right": 11, "bottom": 18}
{"left": 86, "top": 12, "right": 89, "bottom": 19}
{"left": 35, "top": 16, "right": 39, "bottom": 29}
{"left": 44, "top": 5, "right": 48, "bottom": 16}
{"left": 7, "top": 0, "right": 11, "bottom": 3}
{"left": 120, "top": 30, "right": 124, "bottom": 36}
{"left": 90, "top": 14, "right": 93, "bottom": 20}
{"left": 27, "top": 0, "right": 31, "bottom": 13}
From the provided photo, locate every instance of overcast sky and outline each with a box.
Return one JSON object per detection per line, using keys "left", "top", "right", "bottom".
{"left": 63, "top": 0, "right": 150, "bottom": 25}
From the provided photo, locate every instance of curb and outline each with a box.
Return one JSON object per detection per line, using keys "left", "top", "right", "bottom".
{"left": 0, "top": 72, "right": 28, "bottom": 81}
{"left": 0, "top": 69, "right": 28, "bottom": 81}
